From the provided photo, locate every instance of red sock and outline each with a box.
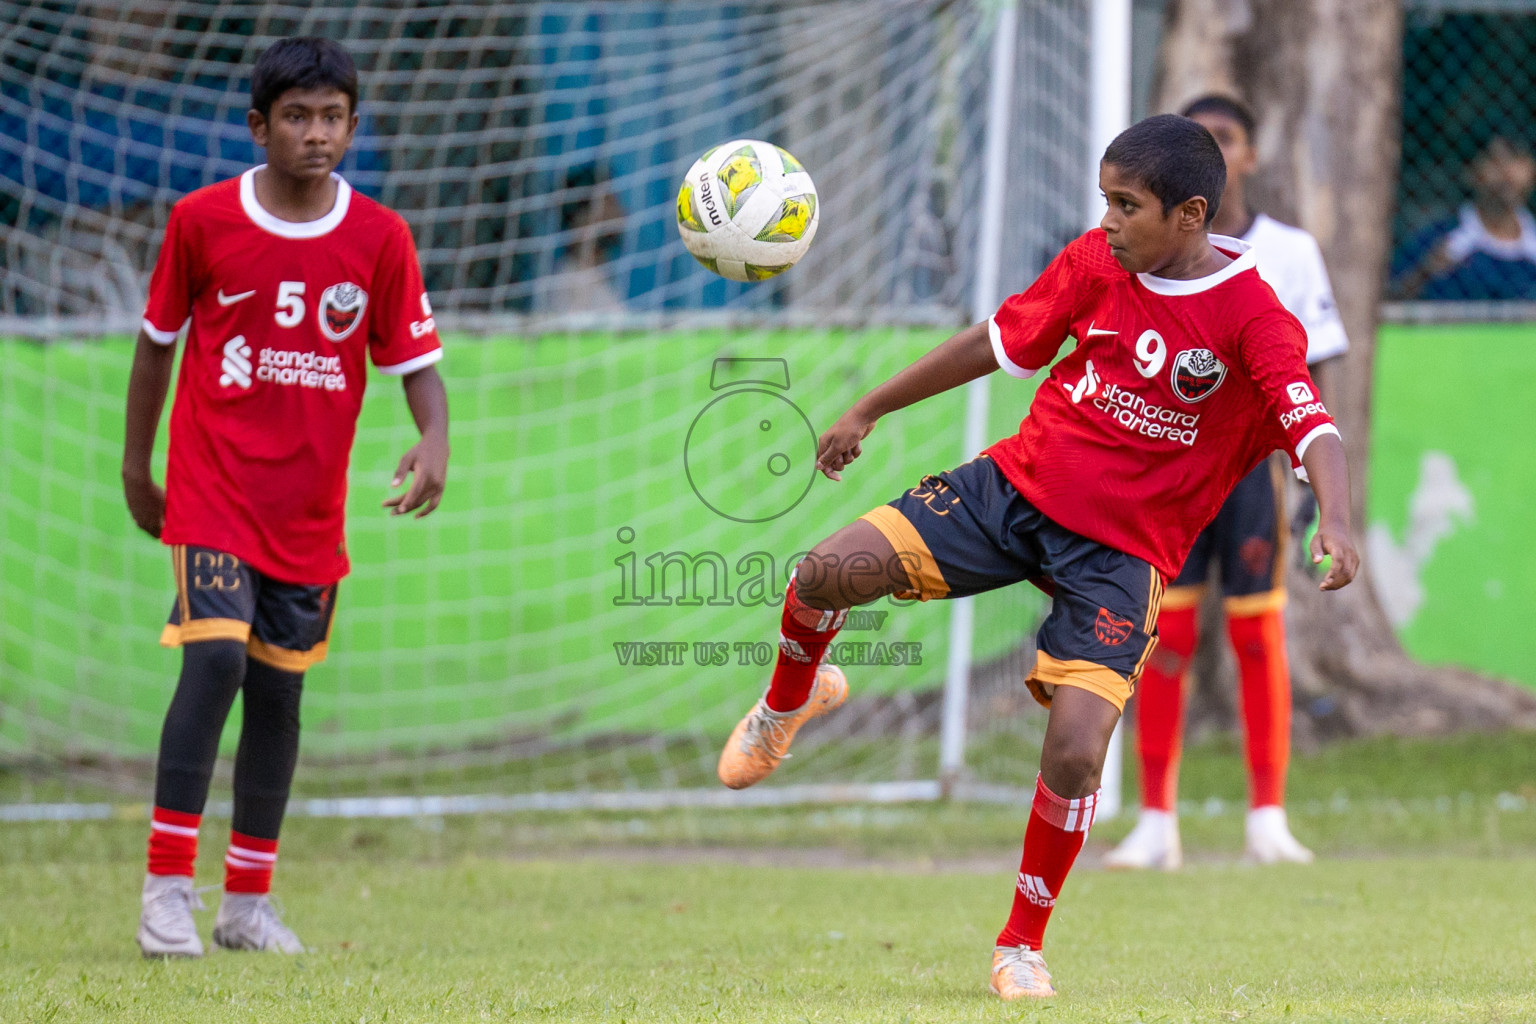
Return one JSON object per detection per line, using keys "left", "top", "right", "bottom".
{"left": 223, "top": 832, "right": 279, "bottom": 894}
{"left": 1136, "top": 604, "right": 1198, "bottom": 812}
{"left": 1229, "top": 606, "right": 1291, "bottom": 808}
{"left": 147, "top": 806, "right": 200, "bottom": 877}
{"left": 764, "top": 579, "right": 845, "bottom": 712}
{"left": 996, "top": 776, "right": 1098, "bottom": 950}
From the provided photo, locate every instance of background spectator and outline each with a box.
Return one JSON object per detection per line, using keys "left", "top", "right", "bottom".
{"left": 1391, "top": 133, "right": 1536, "bottom": 300}
{"left": 533, "top": 165, "right": 627, "bottom": 315}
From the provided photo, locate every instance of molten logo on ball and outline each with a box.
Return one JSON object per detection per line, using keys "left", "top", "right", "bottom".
{"left": 676, "top": 139, "right": 819, "bottom": 282}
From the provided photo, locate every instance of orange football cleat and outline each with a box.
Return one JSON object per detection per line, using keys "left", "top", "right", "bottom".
{"left": 717, "top": 663, "right": 847, "bottom": 790}
{"left": 990, "top": 945, "right": 1057, "bottom": 999}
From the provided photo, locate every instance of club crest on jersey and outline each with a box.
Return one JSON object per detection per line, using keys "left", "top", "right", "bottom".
{"left": 319, "top": 282, "right": 368, "bottom": 342}
{"left": 1170, "top": 348, "right": 1227, "bottom": 403}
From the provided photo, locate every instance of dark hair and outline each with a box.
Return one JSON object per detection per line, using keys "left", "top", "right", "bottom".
{"left": 251, "top": 38, "right": 358, "bottom": 118}
{"left": 1102, "top": 114, "right": 1226, "bottom": 224}
{"left": 1179, "top": 94, "right": 1257, "bottom": 141}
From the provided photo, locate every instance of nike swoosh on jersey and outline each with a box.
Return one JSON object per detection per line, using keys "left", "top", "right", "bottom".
{"left": 217, "top": 289, "right": 257, "bottom": 306}
{"left": 1086, "top": 322, "right": 1117, "bottom": 337}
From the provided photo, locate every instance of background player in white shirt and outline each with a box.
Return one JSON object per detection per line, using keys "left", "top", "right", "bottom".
{"left": 1107, "top": 94, "right": 1349, "bottom": 870}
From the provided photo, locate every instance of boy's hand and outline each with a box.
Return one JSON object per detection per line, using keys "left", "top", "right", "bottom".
{"left": 384, "top": 435, "right": 448, "bottom": 518}
{"left": 123, "top": 470, "right": 166, "bottom": 538}
{"left": 815, "top": 409, "right": 878, "bottom": 481}
{"left": 1310, "top": 521, "right": 1359, "bottom": 591}
{"left": 808, "top": 321, "right": 995, "bottom": 481}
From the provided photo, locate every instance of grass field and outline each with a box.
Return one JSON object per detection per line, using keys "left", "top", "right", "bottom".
{"left": 5, "top": 854, "right": 1534, "bottom": 1023}
{"left": 4, "top": 732, "right": 1535, "bottom": 1023}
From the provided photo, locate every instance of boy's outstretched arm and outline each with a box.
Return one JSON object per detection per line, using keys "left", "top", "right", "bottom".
{"left": 122, "top": 329, "right": 177, "bottom": 538}
{"left": 1298, "top": 431, "right": 1359, "bottom": 590}
{"left": 384, "top": 364, "right": 450, "bottom": 518}
{"left": 816, "top": 321, "right": 997, "bottom": 480}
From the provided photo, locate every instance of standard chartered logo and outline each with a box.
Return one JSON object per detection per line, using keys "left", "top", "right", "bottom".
{"left": 1092, "top": 381, "right": 1201, "bottom": 446}
{"left": 219, "top": 335, "right": 252, "bottom": 388}
{"left": 1065, "top": 359, "right": 1100, "bottom": 404}
{"left": 256, "top": 348, "right": 346, "bottom": 390}
{"left": 218, "top": 338, "right": 347, "bottom": 392}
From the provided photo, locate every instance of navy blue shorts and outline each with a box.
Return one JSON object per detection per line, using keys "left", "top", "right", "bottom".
{"left": 1165, "top": 458, "right": 1287, "bottom": 617}
{"left": 859, "top": 456, "right": 1164, "bottom": 711}
{"left": 161, "top": 545, "right": 338, "bottom": 671}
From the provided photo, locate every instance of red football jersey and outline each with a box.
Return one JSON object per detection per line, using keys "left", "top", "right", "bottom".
{"left": 983, "top": 230, "right": 1338, "bottom": 579}
{"left": 142, "top": 166, "right": 443, "bottom": 584}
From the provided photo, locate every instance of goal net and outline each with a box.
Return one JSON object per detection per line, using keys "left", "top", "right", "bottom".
{"left": 0, "top": 1, "right": 1091, "bottom": 816}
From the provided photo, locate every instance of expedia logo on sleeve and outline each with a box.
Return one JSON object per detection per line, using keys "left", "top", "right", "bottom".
{"left": 1170, "top": 348, "right": 1227, "bottom": 403}
{"left": 410, "top": 291, "right": 437, "bottom": 339}
{"left": 318, "top": 282, "right": 368, "bottom": 342}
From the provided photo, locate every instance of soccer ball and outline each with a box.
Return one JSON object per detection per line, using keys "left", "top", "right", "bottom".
{"left": 676, "top": 139, "right": 819, "bottom": 282}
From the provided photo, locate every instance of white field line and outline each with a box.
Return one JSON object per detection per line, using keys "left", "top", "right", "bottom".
{"left": 3, "top": 786, "right": 1532, "bottom": 824}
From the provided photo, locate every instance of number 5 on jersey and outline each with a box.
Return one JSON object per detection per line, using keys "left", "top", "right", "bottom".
{"left": 275, "top": 281, "right": 305, "bottom": 327}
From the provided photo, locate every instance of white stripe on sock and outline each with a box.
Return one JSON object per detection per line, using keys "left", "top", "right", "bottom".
{"left": 1064, "top": 791, "right": 1099, "bottom": 833}
{"left": 227, "top": 845, "right": 277, "bottom": 862}
{"left": 151, "top": 820, "right": 199, "bottom": 837}
{"left": 225, "top": 855, "right": 270, "bottom": 871}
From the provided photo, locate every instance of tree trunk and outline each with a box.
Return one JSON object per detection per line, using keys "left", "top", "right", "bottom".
{"left": 1151, "top": 0, "right": 1536, "bottom": 740}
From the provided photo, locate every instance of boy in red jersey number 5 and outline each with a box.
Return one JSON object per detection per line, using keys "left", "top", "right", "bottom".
{"left": 123, "top": 39, "right": 448, "bottom": 957}
{"left": 715, "top": 115, "right": 1359, "bottom": 999}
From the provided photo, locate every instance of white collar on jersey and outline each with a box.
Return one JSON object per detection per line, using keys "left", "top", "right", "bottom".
{"left": 1135, "top": 234, "right": 1256, "bottom": 296}
{"left": 239, "top": 165, "right": 352, "bottom": 239}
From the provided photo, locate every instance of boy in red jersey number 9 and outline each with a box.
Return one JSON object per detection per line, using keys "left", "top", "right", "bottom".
{"left": 123, "top": 39, "right": 448, "bottom": 957}
{"left": 715, "top": 115, "right": 1358, "bottom": 999}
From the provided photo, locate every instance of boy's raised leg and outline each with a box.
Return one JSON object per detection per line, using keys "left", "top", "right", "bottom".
{"left": 717, "top": 519, "right": 910, "bottom": 789}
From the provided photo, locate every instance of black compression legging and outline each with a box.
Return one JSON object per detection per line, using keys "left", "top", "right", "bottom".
{"left": 153, "top": 640, "right": 304, "bottom": 840}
